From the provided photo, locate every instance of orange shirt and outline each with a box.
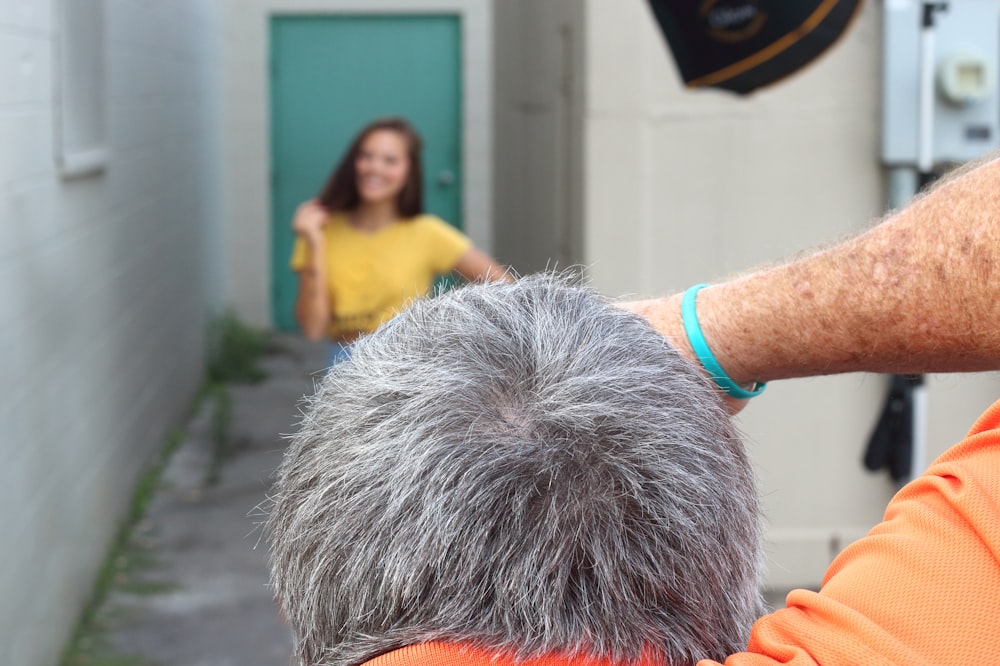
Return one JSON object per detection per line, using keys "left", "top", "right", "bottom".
{"left": 365, "top": 642, "right": 660, "bottom": 666}
{"left": 704, "top": 398, "right": 1000, "bottom": 665}
{"left": 360, "top": 401, "right": 1000, "bottom": 666}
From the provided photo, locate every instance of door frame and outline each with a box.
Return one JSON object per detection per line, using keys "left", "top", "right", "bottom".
{"left": 220, "top": 0, "right": 494, "bottom": 327}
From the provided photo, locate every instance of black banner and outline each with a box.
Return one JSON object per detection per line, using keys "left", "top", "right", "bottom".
{"left": 647, "top": 0, "right": 864, "bottom": 95}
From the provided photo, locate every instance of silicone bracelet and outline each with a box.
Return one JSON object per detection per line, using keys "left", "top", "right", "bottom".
{"left": 681, "top": 284, "right": 766, "bottom": 399}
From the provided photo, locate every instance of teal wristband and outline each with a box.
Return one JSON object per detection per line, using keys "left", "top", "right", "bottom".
{"left": 681, "top": 284, "right": 766, "bottom": 399}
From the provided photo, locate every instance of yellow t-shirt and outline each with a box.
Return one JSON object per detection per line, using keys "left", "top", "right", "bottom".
{"left": 289, "top": 213, "right": 472, "bottom": 340}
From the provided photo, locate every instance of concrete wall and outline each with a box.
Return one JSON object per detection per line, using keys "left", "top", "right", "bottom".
{"left": 493, "top": 0, "right": 585, "bottom": 274}
{"left": 0, "top": 1, "right": 223, "bottom": 663}
{"left": 580, "top": 0, "right": 1000, "bottom": 591}
{"left": 220, "top": 0, "right": 494, "bottom": 328}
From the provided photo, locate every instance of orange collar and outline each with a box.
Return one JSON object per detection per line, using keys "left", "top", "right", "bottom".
{"left": 363, "top": 642, "right": 661, "bottom": 666}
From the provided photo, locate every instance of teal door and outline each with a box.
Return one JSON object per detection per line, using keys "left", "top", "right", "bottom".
{"left": 269, "top": 15, "right": 463, "bottom": 330}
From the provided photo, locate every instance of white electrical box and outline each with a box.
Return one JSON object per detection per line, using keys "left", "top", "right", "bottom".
{"left": 882, "top": 0, "right": 1000, "bottom": 165}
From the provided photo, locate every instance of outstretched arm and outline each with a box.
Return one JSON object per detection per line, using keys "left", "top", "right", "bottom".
{"left": 454, "top": 247, "right": 515, "bottom": 284}
{"left": 624, "top": 155, "right": 1000, "bottom": 388}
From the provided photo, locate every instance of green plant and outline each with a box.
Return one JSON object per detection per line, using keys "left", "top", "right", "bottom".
{"left": 206, "top": 385, "right": 233, "bottom": 486}
{"left": 205, "top": 309, "right": 272, "bottom": 384}
{"left": 204, "top": 308, "right": 268, "bottom": 484}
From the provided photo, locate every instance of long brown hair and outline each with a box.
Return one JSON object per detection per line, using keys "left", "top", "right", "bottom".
{"left": 316, "top": 117, "right": 424, "bottom": 218}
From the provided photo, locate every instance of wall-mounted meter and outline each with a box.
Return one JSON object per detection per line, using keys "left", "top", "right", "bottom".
{"left": 882, "top": 0, "right": 1000, "bottom": 165}
{"left": 938, "top": 52, "right": 994, "bottom": 106}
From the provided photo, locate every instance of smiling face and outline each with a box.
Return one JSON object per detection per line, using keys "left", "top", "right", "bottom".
{"left": 354, "top": 129, "right": 411, "bottom": 208}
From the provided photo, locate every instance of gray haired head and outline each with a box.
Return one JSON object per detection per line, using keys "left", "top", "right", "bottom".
{"left": 267, "top": 274, "right": 763, "bottom": 666}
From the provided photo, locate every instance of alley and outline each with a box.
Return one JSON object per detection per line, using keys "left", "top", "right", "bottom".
{"left": 97, "top": 336, "right": 326, "bottom": 665}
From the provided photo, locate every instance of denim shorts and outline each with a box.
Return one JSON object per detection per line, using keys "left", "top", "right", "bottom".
{"left": 327, "top": 341, "right": 353, "bottom": 367}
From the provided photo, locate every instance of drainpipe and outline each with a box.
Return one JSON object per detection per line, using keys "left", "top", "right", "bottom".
{"left": 866, "top": 1, "right": 948, "bottom": 483}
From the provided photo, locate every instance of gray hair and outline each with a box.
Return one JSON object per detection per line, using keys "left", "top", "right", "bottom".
{"left": 267, "top": 274, "right": 763, "bottom": 666}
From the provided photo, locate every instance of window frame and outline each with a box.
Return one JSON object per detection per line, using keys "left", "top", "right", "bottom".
{"left": 54, "top": 0, "right": 109, "bottom": 178}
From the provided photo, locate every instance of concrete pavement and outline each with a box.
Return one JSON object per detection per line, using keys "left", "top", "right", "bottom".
{"left": 102, "top": 334, "right": 327, "bottom": 666}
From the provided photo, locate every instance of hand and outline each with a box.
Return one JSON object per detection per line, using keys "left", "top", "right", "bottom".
{"left": 618, "top": 297, "right": 749, "bottom": 415}
{"left": 292, "top": 200, "right": 328, "bottom": 243}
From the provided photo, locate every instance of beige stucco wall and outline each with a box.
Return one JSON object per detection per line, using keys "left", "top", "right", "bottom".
{"left": 581, "top": 0, "right": 1000, "bottom": 591}
{"left": 493, "top": 0, "right": 585, "bottom": 273}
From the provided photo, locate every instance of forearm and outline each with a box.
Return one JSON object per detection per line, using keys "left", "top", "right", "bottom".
{"left": 634, "top": 155, "right": 1000, "bottom": 385}
{"left": 294, "top": 240, "right": 330, "bottom": 342}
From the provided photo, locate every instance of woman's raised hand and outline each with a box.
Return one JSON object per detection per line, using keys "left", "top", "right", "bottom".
{"left": 292, "top": 200, "right": 329, "bottom": 243}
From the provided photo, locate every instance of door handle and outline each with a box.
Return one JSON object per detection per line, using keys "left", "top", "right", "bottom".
{"left": 437, "top": 170, "right": 455, "bottom": 186}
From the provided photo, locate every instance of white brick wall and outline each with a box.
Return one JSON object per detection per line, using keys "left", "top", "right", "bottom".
{"left": 0, "top": 2, "right": 223, "bottom": 663}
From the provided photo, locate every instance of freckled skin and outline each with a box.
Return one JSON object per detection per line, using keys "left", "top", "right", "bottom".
{"left": 622, "top": 152, "right": 1000, "bottom": 397}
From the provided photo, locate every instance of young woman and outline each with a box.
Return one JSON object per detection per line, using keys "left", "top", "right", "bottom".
{"left": 290, "top": 117, "right": 511, "bottom": 363}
